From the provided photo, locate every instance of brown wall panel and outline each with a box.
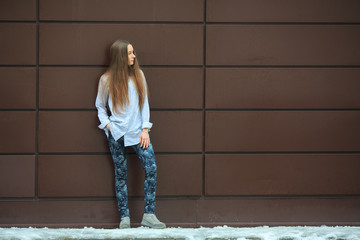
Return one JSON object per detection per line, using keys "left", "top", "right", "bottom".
{"left": 0, "top": 23, "right": 36, "bottom": 65}
{"left": 206, "top": 68, "right": 360, "bottom": 109}
{"left": 197, "top": 198, "right": 360, "bottom": 225}
{"left": 206, "top": 111, "right": 360, "bottom": 152}
{"left": 38, "top": 155, "right": 114, "bottom": 197}
{"left": 0, "top": 199, "right": 197, "bottom": 227}
{"left": 0, "top": 200, "right": 119, "bottom": 226}
{"left": 39, "top": 24, "right": 203, "bottom": 65}
{"left": 0, "top": 0, "right": 36, "bottom": 21}
{"left": 205, "top": 154, "right": 360, "bottom": 196}
{"left": 0, "top": 111, "right": 35, "bottom": 153}
{"left": 145, "top": 68, "right": 204, "bottom": 109}
{"left": 39, "top": 67, "right": 203, "bottom": 109}
{"left": 40, "top": 0, "right": 203, "bottom": 22}
{"left": 156, "top": 154, "right": 202, "bottom": 196}
{"left": 206, "top": 25, "right": 360, "bottom": 66}
{"left": 38, "top": 111, "right": 108, "bottom": 153}
{"left": 39, "top": 67, "right": 104, "bottom": 109}
{"left": 207, "top": 0, "right": 360, "bottom": 23}
{"left": 38, "top": 154, "right": 202, "bottom": 197}
{"left": 151, "top": 111, "right": 203, "bottom": 152}
{"left": 0, "top": 68, "right": 36, "bottom": 109}
{"left": 0, "top": 156, "right": 35, "bottom": 197}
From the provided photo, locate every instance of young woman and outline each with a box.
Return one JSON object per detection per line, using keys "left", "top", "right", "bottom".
{"left": 95, "top": 40, "right": 165, "bottom": 229}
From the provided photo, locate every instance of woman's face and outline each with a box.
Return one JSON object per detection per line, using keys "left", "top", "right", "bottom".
{"left": 127, "top": 44, "right": 136, "bottom": 66}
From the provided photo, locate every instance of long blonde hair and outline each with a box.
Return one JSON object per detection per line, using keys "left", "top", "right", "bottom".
{"left": 100, "top": 40, "right": 147, "bottom": 114}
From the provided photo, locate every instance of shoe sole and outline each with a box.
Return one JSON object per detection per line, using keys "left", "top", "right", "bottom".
{"left": 141, "top": 220, "right": 166, "bottom": 229}
{"left": 119, "top": 224, "right": 130, "bottom": 229}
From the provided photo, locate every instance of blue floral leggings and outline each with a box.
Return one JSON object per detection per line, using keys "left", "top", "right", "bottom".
{"left": 108, "top": 132, "right": 157, "bottom": 218}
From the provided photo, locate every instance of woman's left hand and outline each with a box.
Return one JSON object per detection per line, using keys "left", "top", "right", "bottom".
{"left": 140, "top": 129, "right": 150, "bottom": 149}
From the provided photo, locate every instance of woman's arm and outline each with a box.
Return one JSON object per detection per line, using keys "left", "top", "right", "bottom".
{"left": 139, "top": 71, "right": 152, "bottom": 149}
{"left": 140, "top": 71, "right": 153, "bottom": 130}
{"left": 95, "top": 77, "right": 111, "bottom": 130}
{"left": 141, "top": 94, "right": 153, "bottom": 130}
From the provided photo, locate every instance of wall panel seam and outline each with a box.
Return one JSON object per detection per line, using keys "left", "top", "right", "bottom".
{"left": 0, "top": 65, "right": 36, "bottom": 68}
{"left": 3, "top": 152, "right": 359, "bottom": 155}
{"left": 201, "top": 0, "right": 207, "bottom": 198}
{"left": 35, "top": 152, "right": 203, "bottom": 155}
{"left": 205, "top": 151, "right": 360, "bottom": 154}
{"left": 35, "top": 109, "right": 205, "bottom": 111}
{"left": 203, "top": 195, "right": 360, "bottom": 199}
{"left": 0, "top": 21, "right": 36, "bottom": 24}
{"left": 37, "top": 65, "right": 204, "bottom": 68}
{"left": 38, "top": 21, "right": 204, "bottom": 25}
{"left": 4, "top": 65, "right": 359, "bottom": 68}
{"left": 0, "top": 109, "right": 36, "bottom": 111}
{"left": 2, "top": 109, "right": 359, "bottom": 112}
{"left": 206, "top": 65, "right": 360, "bottom": 68}
{"left": 3, "top": 21, "right": 359, "bottom": 25}
{"left": 35, "top": 0, "right": 40, "bottom": 199}
{"left": 206, "top": 22, "right": 360, "bottom": 25}
{"left": 205, "top": 109, "right": 360, "bottom": 111}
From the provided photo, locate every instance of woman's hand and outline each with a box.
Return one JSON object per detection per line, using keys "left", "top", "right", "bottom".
{"left": 106, "top": 123, "right": 111, "bottom": 131}
{"left": 140, "top": 128, "right": 150, "bottom": 149}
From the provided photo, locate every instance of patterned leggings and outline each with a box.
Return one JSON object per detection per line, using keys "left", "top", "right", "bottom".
{"left": 108, "top": 132, "right": 157, "bottom": 218}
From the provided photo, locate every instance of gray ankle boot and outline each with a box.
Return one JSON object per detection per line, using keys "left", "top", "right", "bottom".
{"left": 119, "top": 216, "right": 130, "bottom": 229}
{"left": 141, "top": 213, "right": 166, "bottom": 229}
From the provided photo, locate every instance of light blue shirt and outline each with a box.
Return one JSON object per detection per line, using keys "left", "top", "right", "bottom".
{"left": 95, "top": 71, "right": 152, "bottom": 147}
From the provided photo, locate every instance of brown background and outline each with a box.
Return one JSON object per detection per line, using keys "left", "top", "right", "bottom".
{"left": 1, "top": 0, "right": 360, "bottom": 227}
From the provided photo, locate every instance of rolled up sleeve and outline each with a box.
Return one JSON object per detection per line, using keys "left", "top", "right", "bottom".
{"left": 140, "top": 70, "right": 153, "bottom": 130}
{"left": 141, "top": 95, "right": 153, "bottom": 130}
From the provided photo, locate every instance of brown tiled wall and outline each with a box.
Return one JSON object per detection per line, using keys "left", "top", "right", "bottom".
{"left": 0, "top": 0, "right": 360, "bottom": 227}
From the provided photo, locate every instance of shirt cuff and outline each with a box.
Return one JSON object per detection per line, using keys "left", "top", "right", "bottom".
{"left": 98, "top": 120, "right": 110, "bottom": 130}
{"left": 142, "top": 122, "right": 153, "bottom": 130}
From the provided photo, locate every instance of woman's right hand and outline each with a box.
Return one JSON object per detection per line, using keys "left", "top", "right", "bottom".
{"left": 106, "top": 123, "right": 111, "bottom": 131}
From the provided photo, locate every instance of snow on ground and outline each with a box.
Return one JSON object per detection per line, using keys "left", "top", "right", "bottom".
{"left": 0, "top": 226, "right": 359, "bottom": 240}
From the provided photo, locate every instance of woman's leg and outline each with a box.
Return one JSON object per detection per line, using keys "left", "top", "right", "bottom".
{"left": 108, "top": 133, "right": 130, "bottom": 218}
{"left": 132, "top": 143, "right": 157, "bottom": 214}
